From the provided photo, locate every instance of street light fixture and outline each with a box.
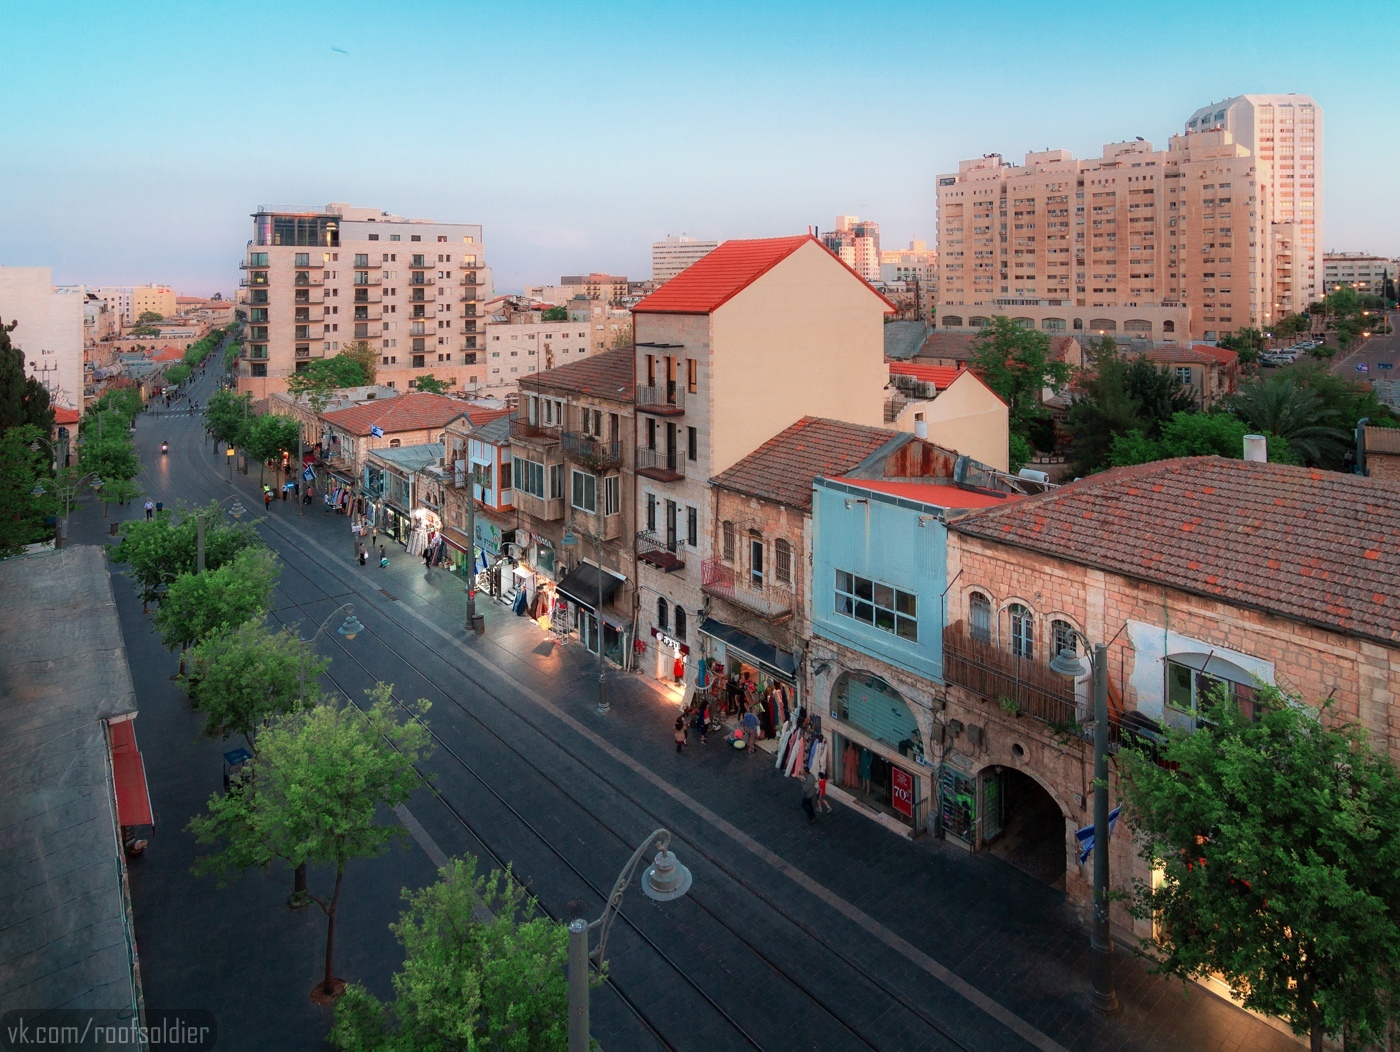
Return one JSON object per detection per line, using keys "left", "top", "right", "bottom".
{"left": 31, "top": 471, "right": 103, "bottom": 549}
{"left": 562, "top": 520, "right": 609, "bottom": 715}
{"left": 567, "top": 829, "right": 692, "bottom": 1052}
{"left": 1050, "top": 635, "right": 1119, "bottom": 1015}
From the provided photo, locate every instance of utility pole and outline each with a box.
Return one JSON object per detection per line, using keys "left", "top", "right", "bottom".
{"left": 465, "top": 466, "right": 481, "bottom": 633}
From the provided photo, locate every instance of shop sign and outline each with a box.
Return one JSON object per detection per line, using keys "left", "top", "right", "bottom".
{"left": 891, "top": 767, "right": 914, "bottom": 818}
{"left": 651, "top": 627, "right": 690, "bottom": 656}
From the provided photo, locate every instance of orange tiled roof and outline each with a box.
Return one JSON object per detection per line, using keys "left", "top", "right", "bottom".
{"left": 633, "top": 235, "right": 895, "bottom": 315}
{"left": 1193, "top": 344, "right": 1239, "bottom": 366}
{"left": 52, "top": 407, "right": 80, "bottom": 425}
{"left": 526, "top": 347, "right": 634, "bottom": 400}
{"left": 951, "top": 456, "right": 1400, "bottom": 645}
{"left": 888, "top": 361, "right": 966, "bottom": 389}
{"left": 711, "top": 417, "right": 900, "bottom": 511}
{"left": 152, "top": 346, "right": 184, "bottom": 362}
{"left": 321, "top": 392, "right": 507, "bottom": 436}
{"left": 1135, "top": 344, "right": 1222, "bottom": 366}
{"left": 839, "top": 476, "right": 1022, "bottom": 509}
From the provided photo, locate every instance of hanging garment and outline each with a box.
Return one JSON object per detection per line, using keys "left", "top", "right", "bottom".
{"left": 842, "top": 740, "right": 860, "bottom": 787}
{"left": 858, "top": 747, "right": 873, "bottom": 782}
{"left": 809, "top": 738, "right": 827, "bottom": 781}
{"left": 785, "top": 731, "right": 804, "bottom": 778}
{"left": 512, "top": 589, "right": 528, "bottom": 616}
{"left": 774, "top": 717, "right": 795, "bottom": 771}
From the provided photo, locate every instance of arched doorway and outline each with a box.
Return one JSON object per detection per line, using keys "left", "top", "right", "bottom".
{"left": 830, "top": 671, "right": 927, "bottom": 830}
{"left": 981, "top": 766, "right": 1066, "bottom": 889}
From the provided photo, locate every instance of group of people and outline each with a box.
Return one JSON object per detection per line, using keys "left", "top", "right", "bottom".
{"left": 351, "top": 522, "right": 389, "bottom": 568}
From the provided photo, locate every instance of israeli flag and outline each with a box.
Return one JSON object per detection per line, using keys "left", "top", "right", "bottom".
{"left": 370, "top": 424, "right": 385, "bottom": 438}
{"left": 1075, "top": 805, "right": 1121, "bottom": 865}
{"left": 302, "top": 467, "right": 315, "bottom": 482}
{"left": 1356, "top": 363, "right": 1369, "bottom": 373}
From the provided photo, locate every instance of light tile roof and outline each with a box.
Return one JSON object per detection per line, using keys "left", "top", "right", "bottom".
{"left": 950, "top": 456, "right": 1400, "bottom": 645}
{"left": 1364, "top": 425, "right": 1400, "bottom": 455}
{"left": 889, "top": 361, "right": 966, "bottom": 389}
{"left": 321, "top": 392, "right": 506, "bottom": 436}
{"left": 1134, "top": 344, "right": 1224, "bottom": 366}
{"left": 710, "top": 417, "right": 901, "bottom": 511}
{"left": 152, "top": 345, "right": 184, "bottom": 362}
{"left": 472, "top": 412, "right": 515, "bottom": 445}
{"left": 369, "top": 443, "right": 444, "bottom": 473}
{"left": 527, "top": 346, "right": 634, "bottom": 400}
{"left": 1194, "top": 344, "right": 1239, "bottom": 366}
{"left": 633, "top": 235, "right": 895, "bottom": 315}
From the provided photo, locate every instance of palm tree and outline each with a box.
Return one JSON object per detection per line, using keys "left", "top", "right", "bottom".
{"left": 1227, "top": 376, "right": 1351, "bottom": 466}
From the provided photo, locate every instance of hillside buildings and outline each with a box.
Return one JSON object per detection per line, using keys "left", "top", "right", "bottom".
{"left": 236, "top": 203, "right": 489, "bottom": 399}
{"left": 651, "top": 235, "right": 718, "bottom": 284}
{"left": 0, "top": 266, "right": 84, "bottom": 412}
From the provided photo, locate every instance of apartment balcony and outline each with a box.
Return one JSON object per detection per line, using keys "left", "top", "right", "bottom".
{"left": 636, "top": 530, "right": 685, "bottom": 573}
{"left": 352, "top": 309, "right": 383, "bottom": 322}
{"left": 514, "top": 489, "right": 563, "bottom": 522}
{"left": 636, "top": 384, "right": 686, "bottom": 416}
{"left": 561, "top": 431, "right": 622, "bottom": 471}
{"left": 635, "top": 447, "right": 684, "bottom": 482}
{"left": 409, "top": 324, "right": 433, "bottom": 338}
{"left": 295, "top": 346, "right": 313, "bottom": 359}
{"left": 238, "top": 276, "right": 269, "bottom": 288}
{"left": 452, "top": 467, "right": 492, "bottom": 491}
{"left": 294, "top": 310, "right": 325, "bottom": 324}
{"left": 353, "top": 291, "right": 382, "bottom": 304}
{"left": 508, "top": 418, "right": 561, "bottom": 449}
{"left": 459, "top": 274, "right": 485, "bottom": 287}
{"left": 294, "top": 291, "right": 324, "bottom": 305}
{"left": 701, "top": 559, "right": 794, "bottom": 622}
{"left": 295, "top": 326, "right": 315, "bottom": 341}
{"left": 408, "top": 276, "right": 437, "bottom": 287}
{"left": 460, "top": 291, "right": 478, "bottom": 302}
{"left": 352, "top": 275, "right": 382, "bottom": 286}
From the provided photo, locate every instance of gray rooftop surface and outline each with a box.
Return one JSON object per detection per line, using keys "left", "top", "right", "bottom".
{"left": 367, "top": 442, "right": 446, "bottom": 473}
{"left": 882, "top": 321, "right": 930, "bottom": 360}
{"left": 0, "top": 545, "right": 142, "bottom": 1016}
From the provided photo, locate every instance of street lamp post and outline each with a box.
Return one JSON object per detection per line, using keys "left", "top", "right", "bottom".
{"left": 1051, "top": 636, "right": 1118, "bottom": 1015}
{"left": 31, "top": 471, "right": 103, "bottom": 549}
{"left": 196, "top": 496, "right": 247, "bottom": 573}
{"left": 567, "top": 829, "right": 692, "bottom": 1052}
{"left": 562, "top": 520, "right": 609, "bottom": 714}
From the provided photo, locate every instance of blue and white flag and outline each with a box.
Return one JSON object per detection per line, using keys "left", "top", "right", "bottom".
{"left": 302, "top": 467, "right": 315, "bottom": 482}
{"left": 370, "top": 424, "right": 385, "bottom": 438}
{"left": 1356, "top": 363, "right": 1369, "bottom": 374}
{"left": 1075, "top": 805, "right": 1121, "bottom": 865}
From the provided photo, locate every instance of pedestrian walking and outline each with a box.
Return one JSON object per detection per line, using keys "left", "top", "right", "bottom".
{"left": 802, "top": 770, "right": 818, "bottom": 823}
{"left": 155, "top": 500, "right": 163, "bottom": 514}
{"left": 379, "top": 545, "right": 388, "bottom": 568}
{"left": 263, "top": 488, "right": 272, "bottom": 510}
{"left": 816, "top": 771, "right": 833, "bottom": 815}
{"left": 674, "top": 715, "right": 687, "bottom": 754}
{"left": 143, "top": 500, "right": 154, "bottom": 521}
{"left": 692, "top": 705, "right": 708, "bottom": 745}
{"left": 358, "top": 545, "right": 368, "bottom": 567}
{"left": 742, "top": 709, "right": 760, "bottom": 755}
{"left": 371, "top": 529, "right": 378, "bottom": 547}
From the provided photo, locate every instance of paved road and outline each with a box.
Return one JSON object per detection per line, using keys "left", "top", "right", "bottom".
{"left": 78, "top": 364, "right": 1303, "bottom": 1051}
{"left": 1330, "top": 310, "right": 1400, "bottom": 382}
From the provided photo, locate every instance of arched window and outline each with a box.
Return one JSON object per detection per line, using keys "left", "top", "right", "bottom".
{"left": 722, "top": 521, "right": 735, "bottom": 561}
{"left": 1011, "top": 316, "right": 1035, "bottom": 329}
{"left": 1050, "top": 619, "right": 1077, "bottom": 664}
{"left": 969, "top": 316, "right": 990, "bottom": 327}
{"left": 1089, "top": 318, "right": 1118, "bottom": 332}
{"left": 1073, "top": 318, "right": 1084, "bottom": 330}
{"left": 969, "top": 591, "right": 992, "bottom": 643}
{"left": 674, "top": 606, "right": 687, "bottom": 641}
{"left": 1041, "top": 317, "right": 1066, "bottom": 331}
{"left": 1162, "top": 320, "right": 1176, "bottom": 333}
{"left": 389, "top": 438, "right": 402, "bottom": 448}
{"left": 1008, "top": 603, "right": 1033, "bottom": 659}
{"left": 942, "top": 315, "right": 964, "bottom": 328}
{"left": 656, "top": 596, "right": 668, "bottom": 632}
{"left": 1124, "top": 319, "right": 1152, "bottom": 334}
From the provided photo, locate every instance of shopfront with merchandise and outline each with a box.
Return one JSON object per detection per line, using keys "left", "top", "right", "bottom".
{"left": 698, "top": 617, "right": 800, "bottom": 739}
{"left": 555, "top": 561, "right": 632, "bottom": 668}
{"left": 826, "top": 670, "right": 929, "bottom": 834}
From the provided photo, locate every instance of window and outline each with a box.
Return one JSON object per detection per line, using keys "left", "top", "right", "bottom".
{"left": 1167, "top": 659, "right": 1258, "bottom": 723}
{"left": 517, "top": 458, "right": 545, "bottom": 499}
{"left": 687, "top": 426, "right": 697, "bottom": 462}
{"left": 674, "top": 606, "right": 687, "bottom": 641}
{"left": 549, "top": 464, "right": 564, "bottom": 500}
{"left": 604, "top": 475, "right": 620, "bottom": 516}
{"left": 571, "top": 470, "right": 597, "bottom": 513}
{"left": 1174, "top": 366, "right": 1193, "bottom": 385}
{"left": 1051, "top": 620, "right": 1077, "bottom": 663}
{"left": 750, "top": 538, "right": 764, "bottom": 588}
{"left": 834, "top": 570, "right": 917, "bottom": 641}
{"left": 969, "top": 592, "right": 992, "bottom": 642}
{"left": 1009, "top": 603, "right": 1034, "bottom": 659}
{"left": 687, "top": 358, "right": 697, "bottom": 393}
{"left": 775, "top": 539, "right": 792, "bottom": 584}
{"left": 722, "top": 521, "right": 735, "bottom": 561}
{"left": 656, "top": 597, "right": 669, "bottom": 631}
{"left": 687, "top": 505, "right": 697, "bottom": 547}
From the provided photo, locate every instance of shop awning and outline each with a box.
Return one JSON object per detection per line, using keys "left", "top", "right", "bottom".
{"left": 441, "top": 526, "right": 473, "bottom": 554}
{"left": 556, "top": 563, "right": 624, "bottom": 611}
{"left": 699, "top": 618, "right": 799, "bottom": 682}
{"left": 108, "top": 719, "right": 153, "bottom": 827}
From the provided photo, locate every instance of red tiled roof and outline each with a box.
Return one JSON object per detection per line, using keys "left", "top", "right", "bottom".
{"left": 152, "top": 346, "right": 184, "bottom": 362}
{"left": 950, "top": 456, "right": 1400, "bottom": 645}
{"left": 888, "top": 362, "right": 965, "bottom": 389}
{"left": 52, "top": 407, "right": 80, "bottom": 425}
{"left": 916, "top": 331, "right": 979, "bottom": 360}
{"left": 321, "top": 392, "right": 506, "bottom": 436}
{"left": 1135, "top": 344, "right": 1222, "bottom": 366}
{"left": 526, "top": 347, "right": 634, "bottom": 400}
{"left": 1194, "top": 344, "right": 1239, "bottom": 366}
{"left": 839, "top": 477, "right": 1022, "bottom": 509}
{"left": 711, "top": 417, "right": 901, "bottom": 511}
{"left": 633, "top": 235, "right": 895, "bottom": 315}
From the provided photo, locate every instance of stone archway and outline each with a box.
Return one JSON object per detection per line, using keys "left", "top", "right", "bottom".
{"left": 976, "top": 761, "right": 1069, "bottom": 889}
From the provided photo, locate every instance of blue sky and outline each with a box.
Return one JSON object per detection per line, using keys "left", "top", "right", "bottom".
{"left": 1, "top": 0, "right": 1394, "bottom": 296}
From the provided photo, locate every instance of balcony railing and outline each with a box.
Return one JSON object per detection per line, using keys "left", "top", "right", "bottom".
{"left": 635, "top": 447, "right": 683, "bottom": 481}
{"left": 636, "top": 383, "right": 685, "bottom": 415}
{"left": 452, "top": 467, "right": 492, "bottom": 490}
{"left": 561, "top": 431, "right": 622, "bottom": 471}
{"left": 408, "top": 276, "right": 437, "bottom": 287}
{"left": 508, "top": 418, "right": 561, "bottom": 446}
{"left": 701, "top": 559, "right": 794, "bottom": 622}
{"left": 636, "top": 530, "right": 685, "bottom": 572}
{"left": 942, "top": 620, "right": 1124, "bottom": 743}
{"left": 883, "top": 394, "right": 907, "bottom": 423}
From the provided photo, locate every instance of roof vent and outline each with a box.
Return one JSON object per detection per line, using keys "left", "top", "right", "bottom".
{"left": 1243, "top": 435, "right": 1267, "bottom": 463}
{"left": 953, "top": 455, "right": 971, "bottom": 483}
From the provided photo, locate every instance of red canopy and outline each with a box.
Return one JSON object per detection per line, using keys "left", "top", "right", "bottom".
{"left": 109, "top": 720, "right": 153, "bottom": 827}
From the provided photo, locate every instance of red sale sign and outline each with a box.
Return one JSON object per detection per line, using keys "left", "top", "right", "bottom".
{"left": 891, "top": 767, "right": 913, "bottom": 818}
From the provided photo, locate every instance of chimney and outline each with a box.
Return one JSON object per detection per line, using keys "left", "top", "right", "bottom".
{"left": 1243, "top": 435, "right": 1267, "bottom": 463}
{"left": 914, "top": 412, "right": 928, "bottom": 440}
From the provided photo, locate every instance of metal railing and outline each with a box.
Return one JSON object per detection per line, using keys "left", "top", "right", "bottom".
{"left": 635, "top": 447, "right": 684, "bottom": 479}
{"left": 700, "top": 559, "right": 794, "bottom": 621}
{"left": 636, "top": 529, "right": 683, "bottom": 558}
{"left": 561, "top": 431, "right": 622, "bottom": 470}
{"left": 509, "top": 418, "right": 561, "bottom": 444}
{"left": 636, "top": 384, "right": 686, "bottom": 413}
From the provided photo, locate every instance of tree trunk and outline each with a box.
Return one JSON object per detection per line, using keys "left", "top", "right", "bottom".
{"left": 293, "top": 862, "right": 307, "bottom": 899}
{"left": 321, "top": 861, "right": 345, "bottom": 995}
{"left": 1310, "top": 1023, "right": 1323, "bottom": 1052}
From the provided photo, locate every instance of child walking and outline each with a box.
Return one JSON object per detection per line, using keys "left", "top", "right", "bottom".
{"left": 816, "top": 771, "right": 833, "bottom": 814}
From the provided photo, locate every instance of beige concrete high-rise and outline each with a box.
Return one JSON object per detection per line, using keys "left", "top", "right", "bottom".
{"left": 1186, "top": 94, "right": 1322, "bottom": 310}
{"left": 651, "top": 235, "right": 719, "bottom": 284}
{"left": 935, "top": 131, "right": 1271, "bottom": 343}
{"left": 238, "top": 203, "right": 487, "bottom": 399}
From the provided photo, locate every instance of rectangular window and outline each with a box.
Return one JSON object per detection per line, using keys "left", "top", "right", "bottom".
{"left": 549, "top": 463, "right": 563, "bottom": 500}
{"left": 775, "top": 539, "right": 792, "bottom": 584}
{"left": 500, "top": 461, "right": 512, "bottom": 490}
{"left": 687, "top": 358, "right": 698, "bottom": 392}
{"left": 604, "top": 475, "right": 620, "bottom": 516}
{"left": 687, "top": 426, "right": 697, "bottom": 462}
{"left": 517, "top": 458, "right": 545, "bottom": 499}
{"left": 646, "top": 493, "right": 656, "bottom": 533}
{"left": 687, "top": 505, "right": 698, "bottom": 547}
{"left": 1174, "top": 366, "right": 1193, "bottom": 385}
{"left": 571, "top": 470, "right": 597, "bottom": 514}
{"left": 750, "top": 539, "right": 764, "bottom": 588}
{"left": 833, "top": 569, "right": 917, "bottom": 642}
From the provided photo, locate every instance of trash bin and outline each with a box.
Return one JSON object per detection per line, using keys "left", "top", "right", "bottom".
{"left": 110, "top": 522, "right": 119, "bottom": 536}
{"left": 470, "top": 614, "right": 485, "bottom": 634}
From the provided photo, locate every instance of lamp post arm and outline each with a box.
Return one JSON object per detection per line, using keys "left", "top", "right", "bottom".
{"left": 298, "top": 603, "right": 354, "bottom": 703}
{"left": 588, "top": 828, "right": 670, "bottom": 968}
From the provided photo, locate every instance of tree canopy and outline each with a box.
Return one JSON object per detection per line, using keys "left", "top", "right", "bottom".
{"left": 206, "top": 389, "right": 252, "bottom": 451}
{"left": 969, "top": 317, "right": 1071, "bottom": 445}
{"left": 287, "top": 351, "right": 373, "bottom": 412}
{"left": 0, "top": 319, "right": 55, "bottom": 433}
{"left": 1065, "top": 341, "right": 1195, "bottom": 475}
{"left": 1227, "top": 372, "right": 1353, "bottom": 468}
{"left": 244, "top": 413, "right": 302, "bottom": 483}
{"left": 1121, "top": 686, "right": 1400, "bottom": 1050}
{"left": 0, "top": 425, "right": 58, "bottom": 556}
{"left": 331, "top": 855, "right": 569, "bottom": 1052}
{"left": 138, "top": 311, "right": 164, "bottom": 323}
{"left": 1108, "top": 412, "right": 1299, "bottom": 467}
{"left": 152, "top": 546, "right": 280, "bottom": 652}
{"left": 410, "top": 375, "right": 450, "bottom": 395}
{"left": 540, "top": 305, "right": 568, "bottom": 322}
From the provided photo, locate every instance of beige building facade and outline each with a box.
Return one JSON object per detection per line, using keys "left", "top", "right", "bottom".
{"left": 651, "top": 235, "right": 719, "bottom": 284}
{"left": 1187, "top": 94, "right": 1322, "bottom": 308}
{"left": 237, "top": 203, "right": 487, "bottom": 399}
{"left": 0, "top": 267, "right": 85, "bottom": 412}
{"left": 96, "top": 284, "right": 176, "bottom": 323}
{"left": 936, "top": 132, "right": 1271, "bottom": 343}
{"left": 1324, "top": 252, "right": 1398, "bottom": 296}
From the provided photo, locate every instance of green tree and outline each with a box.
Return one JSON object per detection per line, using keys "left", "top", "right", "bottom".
{"left": 77, "top": 425, "right": 140, "bottom": 483}
{"left": 152, "top": 547, "right": 279, "bottom": 654}
{"left": 0, "top": 319, "right": 56, "bottom": 432}
{"left": 540, "top": 305, "right": 568, "bottom": 322}
{"left": 1273, "top": 313, "right": 1311, "bottom": 341}
{"left": 287, "top": 353, "right": 372, "bottom": 413}
{"left": 610, "top": 321, "right": 634, "bottom": 351}
{"left": 166, "top": 362, "right": 192, "bottom": 386}
{"left": 1120, "top": 686, "right": 1400, "bottom": 1051}
{"left": 243, "top": 413, "right": 302, "bottom": 485}
{"left": 99, "top": 477, "right": 143, "bottom": 514}
{"left": 0, "top": 425, "right": 58, "bottom": 556}
{"left": 1065, "top": 341, "right": 1195, "bottom": 475}
{"left": 206, "top": 389, "right": 252, "bottom": 451}
{"left": 1108, "top": 412, "right": 1301, "bottom": 467}
{"left": 331, "top": 855, "right": 569, "bottom": 1052}
{"left": 138, "top": 311, "right": 164, "bottom": 324}
{"left": 969, "top": 317, "right": 1070, "bottom": 439}
{"left": 1217, "top": 328, "right": 1264, "bottom": 368}
{"left": 111, "top": 502, "right": 260, "bottom": 605}
{"left": 411, "top": 374, "right": 450, "bottom": 395}
{"left": 185, "top": 622, "right": 326, "bottom": 754}
{"left": 189, "top": 686, "right": 433, "bottom": 1000}
{"left": 90, "top": 387, "right": 144, "bottom": 427}
{"left": 1227, "top": 374, "right": 1352, "bottom": 467}
{"left": 1007, "top": 432, "right": 1032, "bottom": 474}
{"left": 340, "top": 341, "right": 378, "bottom": 385}
{"left": 129, "top": 324, "right": 161, "bottom": 337}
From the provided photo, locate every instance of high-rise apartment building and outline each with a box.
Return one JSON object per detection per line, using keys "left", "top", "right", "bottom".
{"left": 651, "top": 235, "right": 719, "bottom": 284}
{"left": 95, "top": 284, "right": 176, "bottom": 323}
{"left": 1324, "top": 252, "right": 1398, "bottom": 297}
{"left": 238, "top": 203, "right": 487, "bottom": 399}
{"left": 0, "top": 267, "right": 84, "bottom": 412}
{"left": 935, "top": 132, "right": 1270, "bottom": 342}
{"left": 1186, "top": 94, "right": 1322, "bottom": 309}
{"left": 821, "top": 216, "right": 882, "bottom": 283}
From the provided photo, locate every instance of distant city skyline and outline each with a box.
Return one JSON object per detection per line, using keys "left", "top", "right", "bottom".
{"left": 1, "top": 0, "right": 1395, "bottom": 297}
